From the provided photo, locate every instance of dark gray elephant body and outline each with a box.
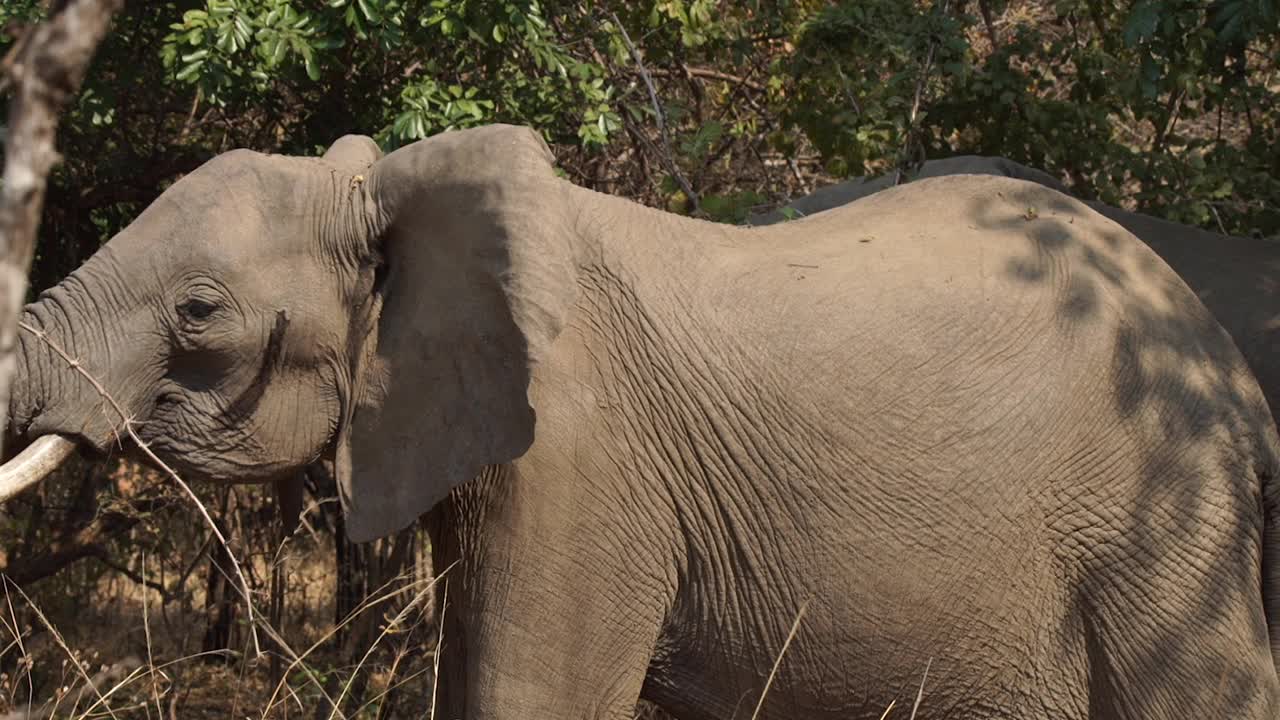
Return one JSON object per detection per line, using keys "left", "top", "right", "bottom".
{"left": 5, "top": 127, "right": 1280, "bottom": 719}
{"left": 748, "top": 155, "right": 1070, "bottom": 225}
{"left": 751, "top": 157, "right": 1280, "bottom": 420}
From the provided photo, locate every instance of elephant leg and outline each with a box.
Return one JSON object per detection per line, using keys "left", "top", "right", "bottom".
{"left": 426, "top": 477, "right": 673, "bottom": 719}
{"left": 429, "top": 567, "right": 664, "bottom": 719}
{"left": 1078, "top": 551, "right": 1279, "bottom": 718}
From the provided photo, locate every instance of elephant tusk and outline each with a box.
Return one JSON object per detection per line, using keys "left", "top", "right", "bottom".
{"left": 0, "top": 435, "right": 77, "bottom": 503}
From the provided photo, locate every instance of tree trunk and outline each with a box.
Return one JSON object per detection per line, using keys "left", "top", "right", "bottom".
{"left": 0, "top": 0, "right": 124, "bottom": 447}
{"left": 201, "top": 489, "right": 237, "bottom": 660}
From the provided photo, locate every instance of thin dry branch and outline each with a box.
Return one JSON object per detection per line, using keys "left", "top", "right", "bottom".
{"left": 1, "top": 582, "right": 34, "bottom": 718}
{"left": 908, "top": 658, "right": 932, "bottom": 720}
{"left": 142, "top": 553, "right": 165, "bottom": 720}
{"left": 428, "top": 579, "right": 447, "bottom": 720}
{"left": 648, "top": 65, "right": 767, "bottom": 92}
{"left": 326, "top": 575, "right": 438, "bottom": 720}
{"left": 17, "top": 320, "right": 263, "bottom": 658}
{"left": 977, "top": 0, "right": 999, "bottom": 47}
{"left": 605, "top": 9, "right": 700, "bottom": 212}
{"left": 748, "top": 601, "right": 808, "bottom": 720}
{"left": 2, "top": 578, "right": 120, "bottom": 720}
{"left": 260, "top": 564, "right": 454, "bottom": 719}
{"left": 0, "top": 472, "right": 174, "bottom": 587}
{"left": 0, "top": 0, "right": 124, "bottom": 444}
{"left": 894, "top": 0, "right": 952, "bottom": 186}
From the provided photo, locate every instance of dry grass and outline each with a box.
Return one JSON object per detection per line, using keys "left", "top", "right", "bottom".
{"left": 0, "top": 525, "right": 442, "bottom": 719}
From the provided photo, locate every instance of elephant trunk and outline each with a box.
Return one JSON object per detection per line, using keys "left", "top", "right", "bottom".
{"left": 0, "top": 263, "right": 135, "bottom": 500}
{"left": 0, "top": 322, "right": 78, "bottom": 501}
{"left": 8, "top": 313, "right": 44, "bottom": 438}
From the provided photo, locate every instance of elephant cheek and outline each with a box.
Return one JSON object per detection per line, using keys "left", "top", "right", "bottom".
{"left": 237, "top": 379, "right": 343, "bottom": 476}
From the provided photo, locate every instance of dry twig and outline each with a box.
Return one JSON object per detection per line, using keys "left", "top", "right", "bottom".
{"left": 260, "top": 564, "right": 454, "bottom": 719}
{"left": 605, "top": 9, "right": 700, "bottom": 212}
{"left": 326, "top": 574, "right": 439, "bottom": 720}
{"left": 12, "top": 318, "right": 376, "bottom": 715}
{"left": 142, "top": 553, "right": 165, "bottom": 720}
{"left": 748, "top": 601, "right": 808, "bottom": 720}
{"left": 894, "top": 0, "right": 952, "bottom": 186}
{"left": 1, "top": 578, "right": 119, "bottom": 720}
{"left": 17, "top": 320, "right": 264, "bottom": 658}
{"left": 428, "top": 577, "right": 450, "bottom": 720}
{"left": 908, "top": 658, "right": 932, "bottom": 720}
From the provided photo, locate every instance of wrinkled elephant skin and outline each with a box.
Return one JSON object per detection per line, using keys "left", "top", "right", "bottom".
{"left": 751, "top": 156, "right": 1280, "bottom": 422}
{"left": 5, "top": 128, "right": 1280, "bottom": 719}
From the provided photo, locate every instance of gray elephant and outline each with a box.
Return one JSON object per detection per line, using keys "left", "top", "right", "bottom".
{"left": 751, "top": 157, "right": 1280, "bottom": 420}
{"left": 748, "top": 156, "right": 1072, "bottom": 225}
{"left": 2, "top": 125, "right": 1278, "bottom": 719}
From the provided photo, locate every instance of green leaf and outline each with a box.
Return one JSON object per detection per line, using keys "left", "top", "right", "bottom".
{"left": 216, "top": 28, "right": 236, "bottom": 53}
{"left": 1123, "top": 0, "right": 1162, "bottom": 47}
{"left": 263, "top": 37, "right": 284, "bottom": 66}
{"left": 1139, "top": 53, "right": 1161, "bottom": 99}
{"left": 176, "top": 60, "right": 203, "bottom": 81}
{"left": 356, "top": 0, "right": 381, "bottom": 24}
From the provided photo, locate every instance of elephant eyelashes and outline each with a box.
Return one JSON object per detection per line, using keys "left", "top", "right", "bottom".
{"left": 177, "top": 298, "right": 220, "bottom": 324}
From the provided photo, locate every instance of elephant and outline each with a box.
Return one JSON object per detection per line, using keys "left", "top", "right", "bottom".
{"left": 1, "top": 124, "right": 1278, "bottom": 719}
{"left": 750, "top": 156, "right": 1280, "bottom": 420}
{"left": 748, "top": 156, "right": 1072, "bottom": 225}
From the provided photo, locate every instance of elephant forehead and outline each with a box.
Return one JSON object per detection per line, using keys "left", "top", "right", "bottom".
{"left": 108, "top": 162, "right": 325, "bottom": 272}
{"left": 107, "top": 192, "right": 269, "bottom": 272}
{"left": 151, "top": 150, "right": 315, "bottom": 224}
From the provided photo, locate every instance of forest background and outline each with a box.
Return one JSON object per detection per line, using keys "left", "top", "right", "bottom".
{"left": 0, "top": 0, "right": 1276, "bottom": 717}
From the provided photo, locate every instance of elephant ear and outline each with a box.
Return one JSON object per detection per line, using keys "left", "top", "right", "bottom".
{"left": 335, "top": 125, "right": 576, "bottom": 543}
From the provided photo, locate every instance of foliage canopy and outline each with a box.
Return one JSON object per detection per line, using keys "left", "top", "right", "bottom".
{"left": 0, "top": 2, "right": 1276, "bottom": 715}
{"left": 1, "top": 0, "right": 1276, "bottom": 295}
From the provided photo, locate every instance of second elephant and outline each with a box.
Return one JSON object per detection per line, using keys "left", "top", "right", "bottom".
{"left": 750, "top": 157, "right": 1280, "bottom": 418}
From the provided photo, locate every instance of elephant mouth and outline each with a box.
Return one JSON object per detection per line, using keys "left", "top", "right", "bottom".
{"left": 0, "top": 418, "right": 281, "bottom": 506}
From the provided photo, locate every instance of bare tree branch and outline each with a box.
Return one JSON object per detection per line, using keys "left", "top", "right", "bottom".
{"left": 0, "top": 463, "right": 175, "bottom": 586}
{"left": 0, "top": 0, "right": 124, "bottom": 446}
{"left": 894, "top": 0, "right": 951, "bottom": 187}
{"left": 977, "top": 0, "right": 999, "bottom": 47}
{"left": 646, "top": 65, "right": 767, "bottom": 92}
{"left": 0, "top": 511, "right": 136, "bottom": 585}
{"left": 17, "top": 319, "right": 266, "bottom": 658}
{"left": 604, "top": 9, "right": 700, "bottom": 213}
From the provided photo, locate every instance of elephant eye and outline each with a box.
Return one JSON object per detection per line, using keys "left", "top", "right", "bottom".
{"left": 177, "top": 298, "right": 219, "bottom": 322}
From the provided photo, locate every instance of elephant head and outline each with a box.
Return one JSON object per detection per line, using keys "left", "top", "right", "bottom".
{"left": 3, "top": 125, "right": 577, "bottom": 541}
